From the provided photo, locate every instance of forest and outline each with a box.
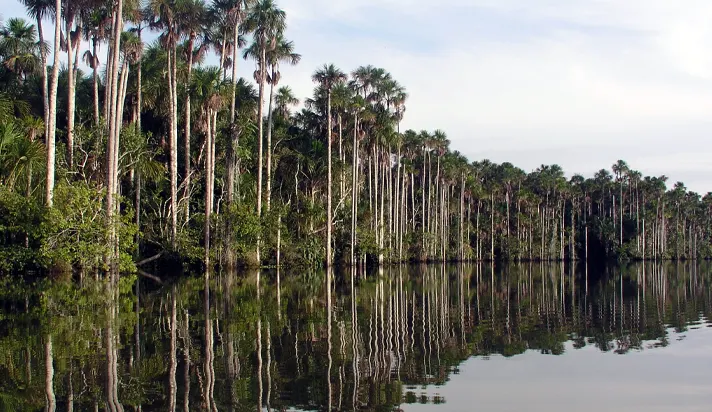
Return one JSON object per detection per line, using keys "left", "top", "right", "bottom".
{"left": 1, "top": 0, "right": 711, "bottom": 279}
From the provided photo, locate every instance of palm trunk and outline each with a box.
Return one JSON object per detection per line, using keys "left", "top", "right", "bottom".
{"left": 339, "top": 115, "right": 344, "bottom": 203}
{"left": 45, "top": 0, "right": 62, "bottom": 206}
{"left": 421, "top": 150, "right": 425, "bottom": 235}
{"left": 255, "top": 45, "right": 266, "bottom": 264}
{"left": 326, "top": 90, "right": 333, "bottom": 267}
{"left": 106, "top": 0, "right": 124, "bottom": 279}
{"left": 66, "top": 16, "right": 76, "bottom": 168}
{"left": 204, "top": 110, "right": 213, "bottom": 268}
{"left": 168, "top": 44, "right": 178, "bottom": 248}
{"left": 184, "top": 35, "right": 195, "bottom": 223}
{"left": 92, "top": 37, "right": 100, "bottom": 125}
{"left": 265, "top": 69, "right": 276, "bottom": 212}
{"left": 36, "top": 17, "right": 49, "bottom": 135}
{"left": 491, "top": 192, "right": 495, "bottom": 260}
{"left": 351, "top": 113, "right": 358, "bottom": 265}
{"left": 227, "top": 22, "right": 240, "bottom": 203}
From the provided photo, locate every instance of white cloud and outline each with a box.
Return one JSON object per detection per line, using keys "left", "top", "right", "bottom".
{"left": 5, "top": 0, "right": 712, "bottom": 192}
{"left": 279, "top": 0, "right": 712, "bottom": 192}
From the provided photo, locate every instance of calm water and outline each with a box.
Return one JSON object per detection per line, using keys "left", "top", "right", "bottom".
{"left": 1, "top": 262, "right": 711, "bottom": 411}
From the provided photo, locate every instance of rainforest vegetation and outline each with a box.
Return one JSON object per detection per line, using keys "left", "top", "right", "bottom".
{"left": 1, "top": 0, "right": 711, "bottom": 278}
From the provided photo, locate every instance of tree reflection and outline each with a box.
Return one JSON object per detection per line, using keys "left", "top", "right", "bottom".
{"left": 0, "top": 262, "right": 711, "bottom": 410}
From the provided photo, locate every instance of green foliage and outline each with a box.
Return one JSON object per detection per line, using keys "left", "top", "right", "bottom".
{"left": 221, "top": 203, "right": 262, "bottom": 266}
{"left": 0, "top": 186, "right": 43, "bottom": 272}
{"left": 0, "top": 181, "right": 138, "bottom": 276}
{"left": 41, "top": 182, "right": 137, "bottom": 274}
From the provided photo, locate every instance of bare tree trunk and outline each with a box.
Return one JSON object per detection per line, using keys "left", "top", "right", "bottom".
{"left": 205, "top": 110, "right": 213, "bottom": 268}
{"left": 184, "top": 35, "right": 196, "bottom": 223}
{"left": 36, "top": 17, "right": 49, "bottom": 134}
{"left": 226, "top": 36, "right": 238, "bottom": 203}
{"left": 106, "top": 0, "right": 124, "bottom": 279}
{"left": 326, "top": 90, "right": 333, "bottom": 267}
{"left": 265, "top": 72, "right": 276, "bottom": 212}
{"left": 351, "top": 113, "right": 358, "bottom": 265}
{"left": 168, "top": 45, "right": 178, "bottom": 248}
{"left": 255, "top": 45, "right": 266, "bottom": 263}
{"left": 66, "top": 15, "right": 76, "bottom": 168}
{"left": 92, "top": 38, "right": 100, "bottom": 125}
{"left": 45, "top": 0, "right": 62, "bottom": 207}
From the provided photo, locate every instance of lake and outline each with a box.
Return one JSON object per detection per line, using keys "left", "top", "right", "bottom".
{"left": 1, "top": 262, "right": 711, "bottom": 411}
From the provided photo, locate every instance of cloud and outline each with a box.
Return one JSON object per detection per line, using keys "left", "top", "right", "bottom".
{"left": 5, "top": 0, "right": 712, "bottom": 192}
{"left": 278, "top": 0, "right": 712, "bottom": 192}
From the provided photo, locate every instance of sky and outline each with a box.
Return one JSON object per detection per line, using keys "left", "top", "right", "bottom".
{"left": 5, "top": 0, "right": 712, "bottom": 193}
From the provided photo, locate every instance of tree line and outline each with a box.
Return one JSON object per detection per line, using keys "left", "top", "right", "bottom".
{"left": 0, "top": 0, "right": 711, "bottom": 278}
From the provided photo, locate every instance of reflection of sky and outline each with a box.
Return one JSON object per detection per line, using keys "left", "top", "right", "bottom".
{"left": 404, "top": 322, "right": 712, "bottom": 412}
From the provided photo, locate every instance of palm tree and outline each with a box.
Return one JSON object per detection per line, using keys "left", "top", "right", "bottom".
{"left": 244, "top": 0, "right": 286, "bottom": 217}
{"left": 215, "top": 0, "right": 252, "bottom": 205}
{"left": 245, "top": 34, "right": 300, "bottom": 210}
{"left": 20, "top": 115, "right": 44, "bottom": 197}
{"left": 0, "top": 18, "right": 41, "bottom": 81}
{"left": 176, "top": 0, "right": 207, "bottom": 223}
{"left": 274, "top": 85, "right": 298, "bottom": 118}
{"left": 82, "top": 8, "right": 110, "bottom": 125}
{"left": 148, "top": 0, "right": 181, "bottom": 248}
{"left": 612, "top": 159, "right": 628, "bottom": 247}
{"left": 190, "top": 66, "right": 224, "bottom": 266}
{"left": 312, "top": 63, "right": 347, "bottom": 267}
{"left": 20, "top": 0, "right": 52, "bottom": 132}
{"left": 244, "top": 0, "right": 285, "bottom": 264}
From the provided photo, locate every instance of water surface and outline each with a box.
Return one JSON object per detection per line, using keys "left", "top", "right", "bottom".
{"left": 1, "top": 262, "right": 711, "bottom": 411}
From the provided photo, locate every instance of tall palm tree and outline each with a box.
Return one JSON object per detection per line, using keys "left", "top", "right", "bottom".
{"left": 612, "top": 159, "right": 628, "bottom": 247}
{"left": 190, "top": 66, "right": 224, "bottom": 266}
{"left": 312, "top": 63, "right": 347, "bottom": 267}
{"left": 82, "top": 8, "right": 110, "bottom": 125}
{"left": 176, "top": 0, "right": 207, "bottom": 223}
{"left": 244, "top": 0, "right": 285, "bottom": 263}
{"left": 21, "top": 0, "right": 52, "bottom": 133}
{"left": 148, "top": 0, "right": 180, "bottom": 248}
{"left": 245, "top": 34, "right": 299, "bottom": 210}
{"left": 216, "top": 0, "right": 253, "bottom": 204}
{"left": 244, "top": 0, "right": 285, "bottom": 216}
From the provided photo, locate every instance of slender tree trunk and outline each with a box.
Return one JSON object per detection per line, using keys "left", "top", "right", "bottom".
{"left": 105, "top": 1, "right": 124, "bottom": 279}
{"left": 255, "top": 44, "right": 266, "bottom": 263}
{"left": 265, "top": 70, "right": 276, "bottom": 212}
{"left": 326, "top": 90, "right": 333, "bottom": 267}
{"left": 184, "top": 35, "right": 196, "bottom": 223}
{"left": 36, "top": 17, "right": 49, "bottom": 134}
{"left": 227, "top": 22, "right": 240, "bottom": 203}
{"left": 45, "top": 0, "right": 62, "bottom": 207}
{"left": 351, "top": 113, "right": 358, "bottom": 265}
{"left": 168, "top": 44, "right": 178, "bottom": 248}
{"left": 92, "top": 37, "right": 100, "bottom": 125}
{"left": 205, "top": 110, "right": 213, "bottom": 268}
{"left": 66, "top": 15, "right": 76, "bottom": 168}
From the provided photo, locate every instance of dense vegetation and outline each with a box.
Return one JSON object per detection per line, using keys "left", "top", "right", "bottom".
{"left": 1, "top": 0, "right": 711, "bottom": 277}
